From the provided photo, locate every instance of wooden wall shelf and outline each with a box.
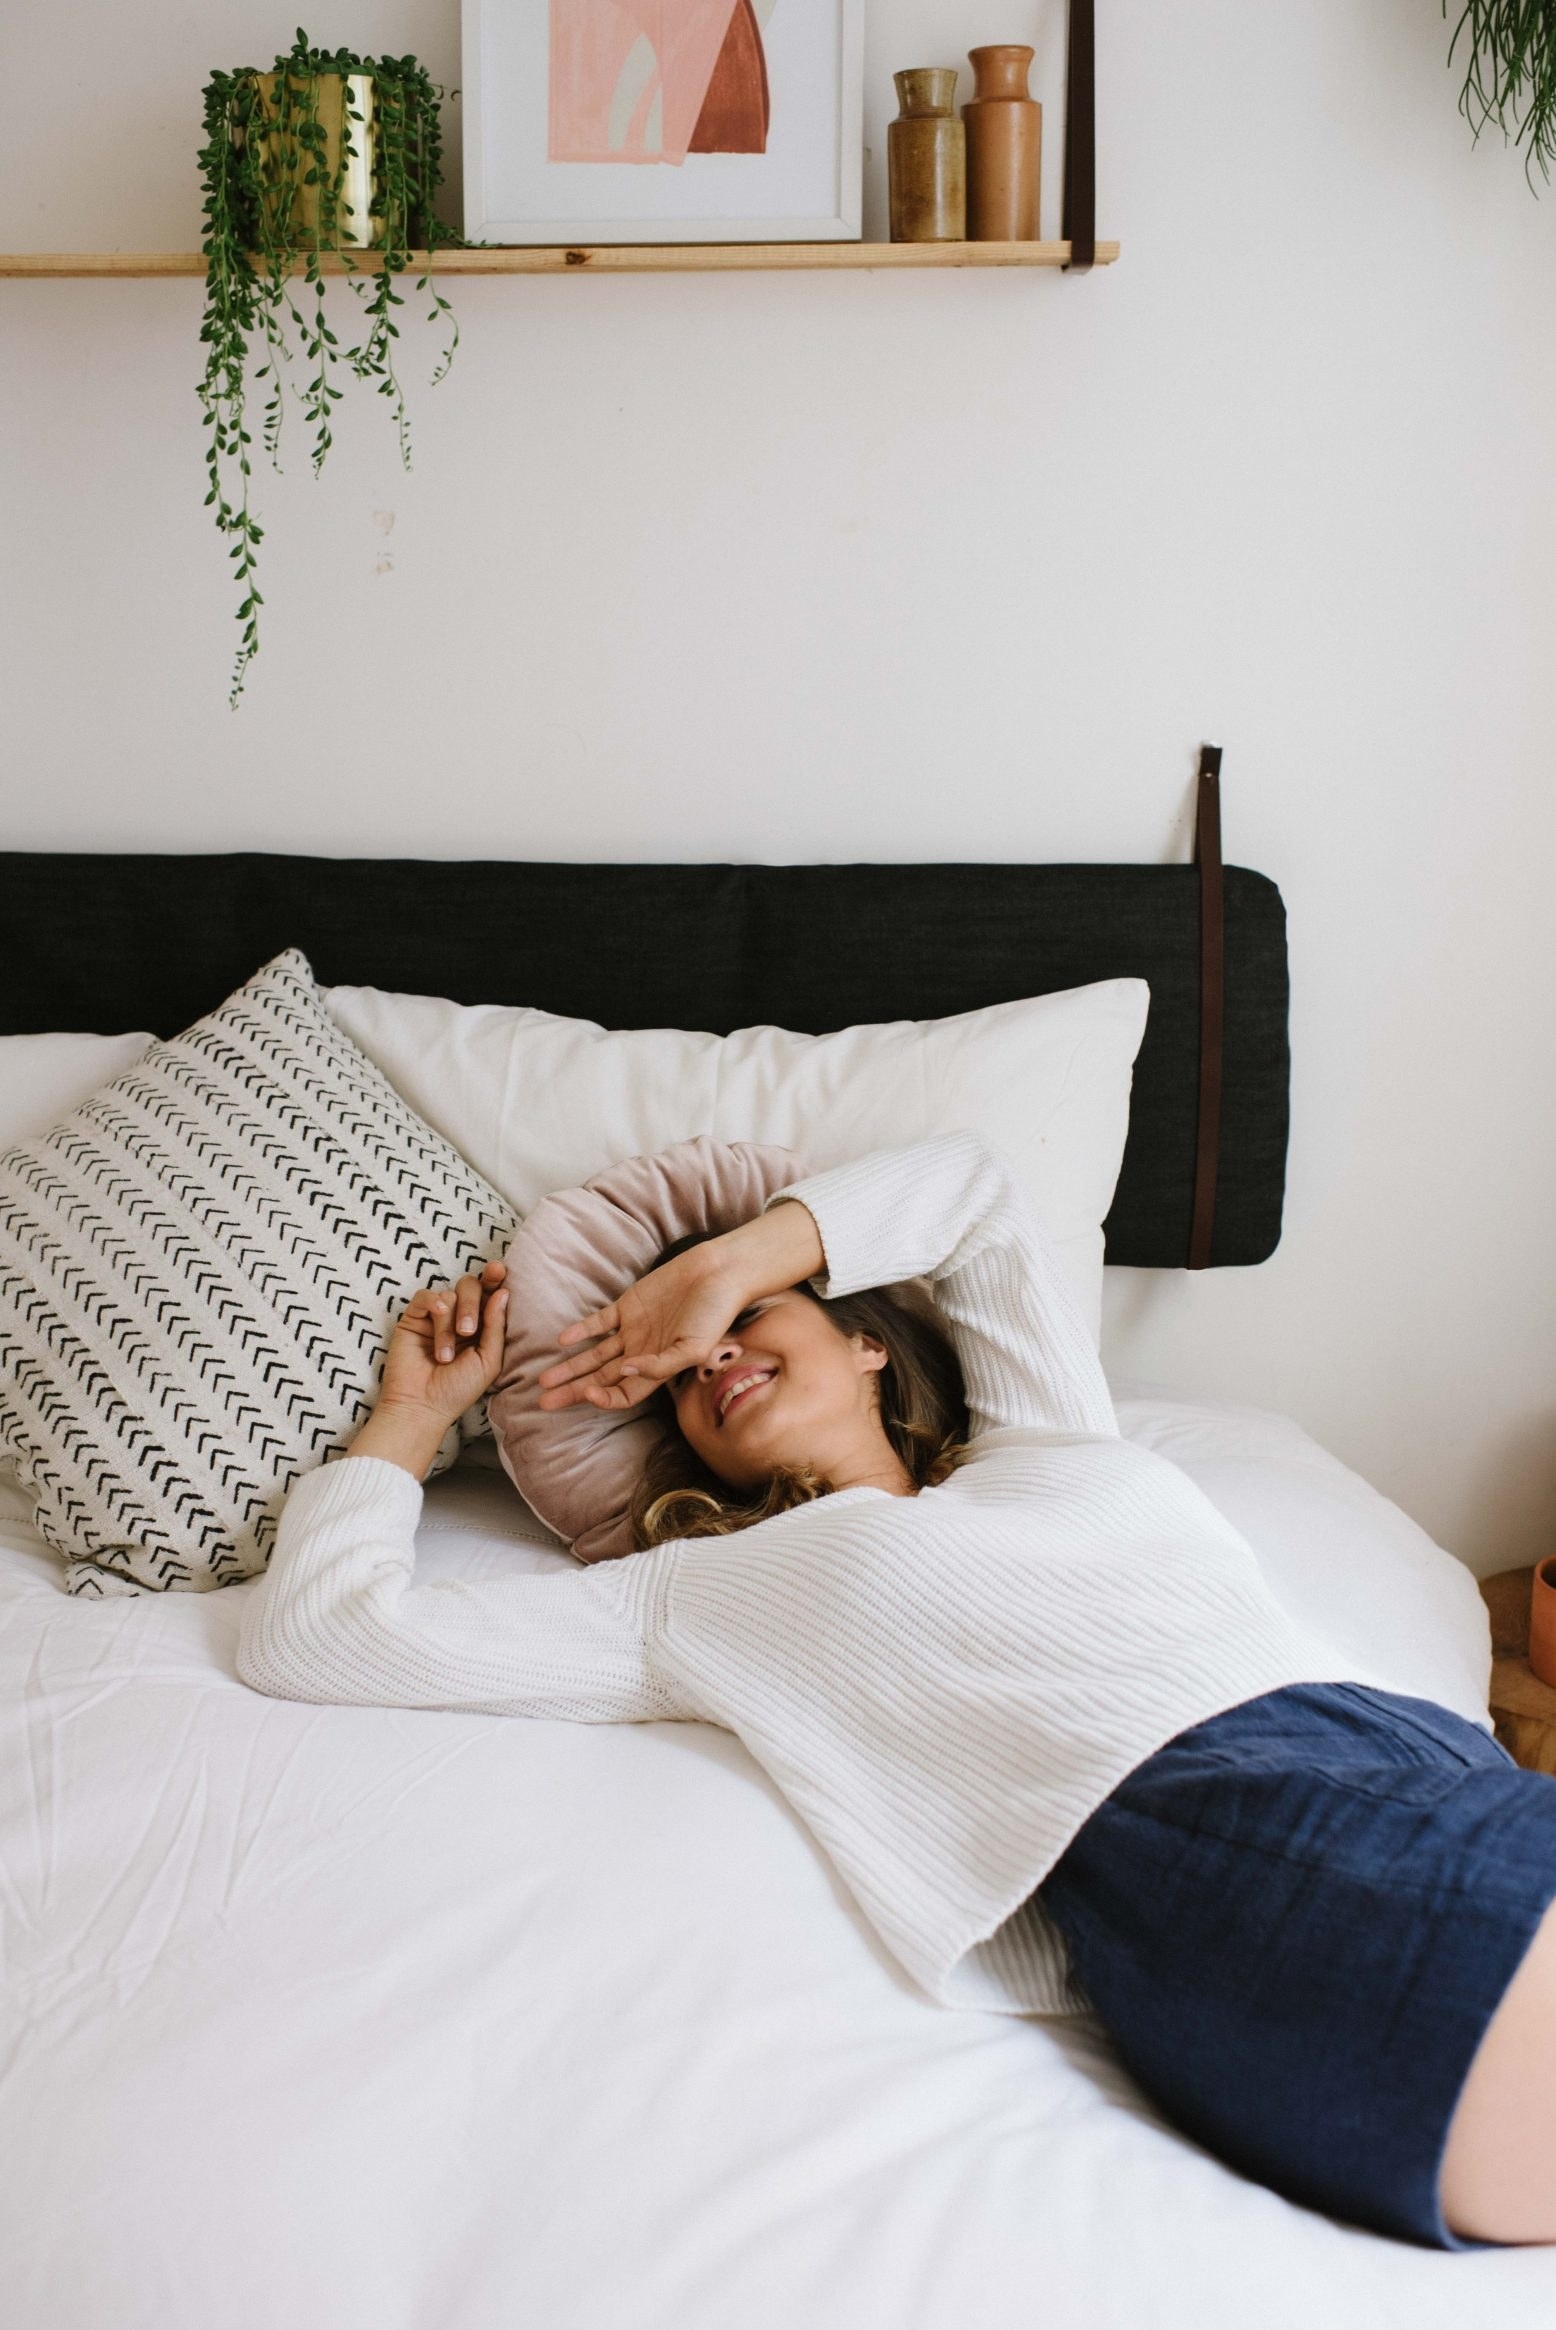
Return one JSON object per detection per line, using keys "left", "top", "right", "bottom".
{"left": 1, "top": 241, "right": 1117, "bottom": 280}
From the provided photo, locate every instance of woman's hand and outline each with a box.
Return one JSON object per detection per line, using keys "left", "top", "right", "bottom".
{"left": 536, "top": 1201, "right": 824, "bottom": 1413}
{"left": 350, "top": 1259, "right": 510, "bottom": 1477}
{"left": 380, "top": 1258, "right": 511, "bottom": 1419}
{"left": 537, "top": 1243, "right": 745, "bottom": 1413}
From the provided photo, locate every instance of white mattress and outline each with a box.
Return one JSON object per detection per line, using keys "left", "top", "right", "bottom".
{"left": 2, "top": 1397, "right": 1550, "bottom": 2329}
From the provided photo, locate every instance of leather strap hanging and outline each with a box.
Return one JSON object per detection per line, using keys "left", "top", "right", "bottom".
{"left": 1188, "top": 744, "right": 1225, "bottom": 1269}
{"left": 1062, "top": 0, "right": 1096, "bottom": 273}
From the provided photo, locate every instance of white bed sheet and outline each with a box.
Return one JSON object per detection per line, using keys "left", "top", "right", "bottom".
{"left": 1, "top": 1398, "right": 1548, "bottom": 2330}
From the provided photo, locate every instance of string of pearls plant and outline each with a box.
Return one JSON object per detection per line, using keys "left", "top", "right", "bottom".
{"left": 197, "top": 31, "right": 465, "bottom": 705}
{"left": 1447, "top": 2, "right": 1556, "bottom": 184}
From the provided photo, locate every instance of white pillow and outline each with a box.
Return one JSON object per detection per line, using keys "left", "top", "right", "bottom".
{"left": 0, "top": 1032, "right": 156, "bottom": 1148}
{"left": 324, "top": 981, "right": 1150, "bottom": 1343}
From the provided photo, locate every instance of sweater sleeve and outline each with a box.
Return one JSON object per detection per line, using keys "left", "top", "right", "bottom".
{"left": 236, "top": 1455, "right": 686, "bottom": 1722}
{"left": 770, "top": 1131, "right": 1117, "bottom": 1441}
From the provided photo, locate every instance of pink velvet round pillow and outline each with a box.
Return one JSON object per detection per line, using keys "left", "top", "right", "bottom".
{"left": 488, "top": 1138, "right": 805, "bottom": 1563}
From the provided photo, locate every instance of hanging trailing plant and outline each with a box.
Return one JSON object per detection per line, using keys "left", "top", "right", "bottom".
{"left": 1446, "top": 3, "right": 1556, "bottom": 185}
{"left": 197, "top": 30, "right": 465, "bottom": 705}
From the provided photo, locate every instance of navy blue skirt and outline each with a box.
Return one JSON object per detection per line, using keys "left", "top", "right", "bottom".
{"left": 1038, "top": 1682, "right": 1556, "bottom": 2248}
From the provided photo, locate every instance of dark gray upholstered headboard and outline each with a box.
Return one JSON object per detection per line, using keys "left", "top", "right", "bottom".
{"left": 0, "top": 850, "right": 1290, "bottom": 1269}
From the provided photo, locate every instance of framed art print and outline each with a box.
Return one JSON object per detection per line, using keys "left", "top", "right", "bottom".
{"left": 462, "top": 1, "right": 864, "bottom": 243}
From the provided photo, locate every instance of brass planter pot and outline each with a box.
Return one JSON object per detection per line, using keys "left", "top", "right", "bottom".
{"left": 246, "top": 70, "right": 378, "bottom": 249}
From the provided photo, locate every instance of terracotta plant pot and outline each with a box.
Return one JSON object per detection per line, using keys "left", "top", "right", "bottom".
{"left": 1529, "top": 1556, "right": 1556, "bottom": 1688}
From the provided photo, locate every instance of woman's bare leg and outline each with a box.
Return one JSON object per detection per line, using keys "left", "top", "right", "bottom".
{"left": 1439, "top": 1896, "right": 1556, "bottom": 2243}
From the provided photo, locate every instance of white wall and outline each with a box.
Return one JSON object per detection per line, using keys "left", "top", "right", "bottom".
{"left": 3, "top": 1, "right": 1554, "bottom": 1574}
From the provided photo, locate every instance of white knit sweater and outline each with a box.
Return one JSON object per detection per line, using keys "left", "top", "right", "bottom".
{"left": 238, "top": 1131, "right": 1370, "bottom": 2016}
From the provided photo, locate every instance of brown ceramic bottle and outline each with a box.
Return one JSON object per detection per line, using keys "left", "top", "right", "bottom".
{"left": 888, "top": 69, "right": 966, "bottom": 242}
{"left": 963, "top": 45, "right": 1041, "bottom": 241}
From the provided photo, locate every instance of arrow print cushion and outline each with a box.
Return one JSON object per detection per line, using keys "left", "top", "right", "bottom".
{"left": 0, "top": 951, "right": 517, "bottom": 1596}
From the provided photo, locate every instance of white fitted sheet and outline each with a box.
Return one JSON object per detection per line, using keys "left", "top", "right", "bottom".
{"left": 1, "top": 1398, "right": 1550, "bottom": 2329}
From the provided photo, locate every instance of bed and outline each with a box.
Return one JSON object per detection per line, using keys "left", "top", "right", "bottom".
{"left": 2, "top": 841, "right": 1552, "bottom": 2326}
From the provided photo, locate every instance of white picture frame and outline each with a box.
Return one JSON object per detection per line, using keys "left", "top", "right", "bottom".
{"left": 461, "top": 0, "right": 864, "bottom": 244}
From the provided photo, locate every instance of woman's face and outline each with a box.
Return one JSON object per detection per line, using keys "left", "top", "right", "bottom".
{"left": 667, "top": 1289, "right": 890, "bottom": 1491}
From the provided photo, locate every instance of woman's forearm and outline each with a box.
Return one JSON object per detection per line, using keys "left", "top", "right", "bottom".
{"left": 239, "top": 1453, "right": 678, "bottom": 1722}
{"left": 709, "top": 1198, "right": 825, "bottom": 1306}
{"left": 347, "top": 1396, "right": 451, "bottom": 1479}
{"left": 764, "top": 1133, "right": 1117, "bottom": 1440}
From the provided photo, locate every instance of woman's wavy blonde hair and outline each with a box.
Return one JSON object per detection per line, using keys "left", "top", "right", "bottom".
{"left": 628, "top": 1233, "right": 970, "bottom": 1549}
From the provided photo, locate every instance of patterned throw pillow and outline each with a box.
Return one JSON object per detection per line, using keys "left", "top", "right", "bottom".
{"left": 0, "top": 951, "right": 516, "bottom": 1596}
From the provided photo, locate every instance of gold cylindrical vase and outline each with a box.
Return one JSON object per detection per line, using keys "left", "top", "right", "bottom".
{"left": 247, "top": 70, "right": 378, "bottom": 249}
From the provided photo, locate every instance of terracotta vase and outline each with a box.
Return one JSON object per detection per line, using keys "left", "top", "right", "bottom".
{"left": 963, "top": 45, "right": 1042, "bottom": 242}
{"left": 888, "top": 69, "right": 966, "bottom": 243}
{"left": 1530, "top": 1556, "right": 1556, "bottom": 1688}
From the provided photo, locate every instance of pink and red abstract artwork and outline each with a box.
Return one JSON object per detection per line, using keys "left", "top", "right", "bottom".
{"left": 549, "top": 0, "right": 773, "bottom": 165}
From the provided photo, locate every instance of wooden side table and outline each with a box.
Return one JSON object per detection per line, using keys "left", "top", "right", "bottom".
{"left": 1479, "top": 1567, "right": 1556, "bottom": 1776}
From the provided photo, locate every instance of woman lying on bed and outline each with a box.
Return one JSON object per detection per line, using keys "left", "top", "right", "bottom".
{"left": 237, "top": 1131, "right": 1556, "bottom": 2253}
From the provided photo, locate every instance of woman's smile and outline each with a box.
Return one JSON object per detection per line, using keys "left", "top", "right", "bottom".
{"left": 716, "top": 1366, "right": 777, "bottom": 1426}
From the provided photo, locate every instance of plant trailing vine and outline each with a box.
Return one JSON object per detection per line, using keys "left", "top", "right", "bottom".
{"left": 197, "top": 31, "right": 465, "bottom": 705}
{"left": 1446, "top": 3, "right": 1556, "bottom": 185}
